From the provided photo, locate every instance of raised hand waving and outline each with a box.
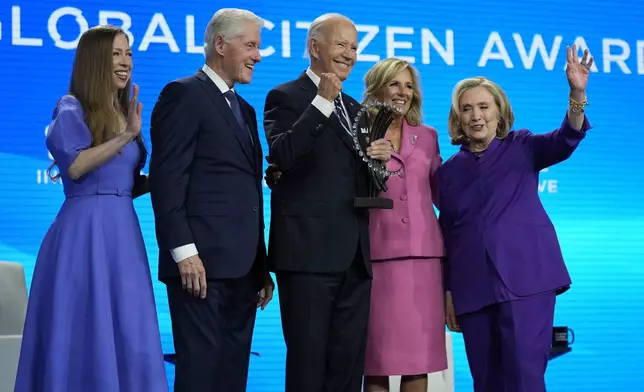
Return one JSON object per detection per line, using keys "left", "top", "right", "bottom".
{"left": 125, "top": 83, "right": 143, "bottom": 139}
{"left": 566, "top": 44, "right": 594, "bottom": 92}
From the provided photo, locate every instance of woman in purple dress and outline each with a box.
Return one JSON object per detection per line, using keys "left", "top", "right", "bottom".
{"left": 14, "top": 26, "right": 168, "bottom": 392}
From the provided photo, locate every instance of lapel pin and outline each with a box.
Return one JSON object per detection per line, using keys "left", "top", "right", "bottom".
{"left": 409, "top": 135, "right": 417, "bottom": 144}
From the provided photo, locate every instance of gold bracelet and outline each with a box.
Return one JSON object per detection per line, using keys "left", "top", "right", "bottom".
{"left": 569, "top": 95, "right": 588, "bottom": 113}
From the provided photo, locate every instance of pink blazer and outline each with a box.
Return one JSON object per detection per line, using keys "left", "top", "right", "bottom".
{"left": 369, "top": 120, "right": 445, "bottom": 261}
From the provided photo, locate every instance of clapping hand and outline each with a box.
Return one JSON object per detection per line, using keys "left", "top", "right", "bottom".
{"left": 125, "top": 83, "right": 143, "bottom": 139}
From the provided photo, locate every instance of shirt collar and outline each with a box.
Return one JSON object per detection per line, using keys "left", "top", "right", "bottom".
{"left": 201, "top": 64, "right": 234, "bottom": 94}
{"left": 460, "top": 137, "right": 502, "bottom": 154}
{"left": 305, "top": 67, "right": 321, "bottom": 87}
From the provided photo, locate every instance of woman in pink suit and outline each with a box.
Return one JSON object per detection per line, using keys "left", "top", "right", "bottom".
{"left": 362, "top": 58, "right": 447, "bottom": 392}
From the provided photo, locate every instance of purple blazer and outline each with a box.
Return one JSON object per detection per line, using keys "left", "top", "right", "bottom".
{"left": 370, "top": 120, "right": 445, "bottom": 261}
{"left": 437, "top": 114, "right": 591, "bottom": 314}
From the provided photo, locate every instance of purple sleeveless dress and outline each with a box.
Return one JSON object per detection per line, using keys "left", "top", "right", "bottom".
{"left": 14, "top": 95, "right": 168, "bottom": 392}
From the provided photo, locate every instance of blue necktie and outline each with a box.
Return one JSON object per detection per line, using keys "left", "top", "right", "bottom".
{"left": 223, "top": 90, "right": 253, "bottom": 145}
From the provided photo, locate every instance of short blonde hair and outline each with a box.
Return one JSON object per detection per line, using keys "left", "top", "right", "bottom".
{"left": 362, "top": 58, "right": 423, "bottom": 126}
{"left": 447, "top": 76, "right": 515, "bottom": 145}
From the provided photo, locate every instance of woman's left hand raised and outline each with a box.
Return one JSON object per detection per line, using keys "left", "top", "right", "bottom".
{"left": 566, "top": 44, "right": 594, "bottom": 93}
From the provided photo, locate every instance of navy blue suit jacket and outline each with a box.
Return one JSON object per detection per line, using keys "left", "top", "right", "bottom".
{"left": 264, "top": 72, "right": 372, "bottom": 276}
{"left": 149, "top": 70, "right": 266, "bottom": 283}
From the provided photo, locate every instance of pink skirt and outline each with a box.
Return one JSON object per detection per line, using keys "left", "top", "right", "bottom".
{"left": 364, "top": 257, "right": 447, "bottom": 376}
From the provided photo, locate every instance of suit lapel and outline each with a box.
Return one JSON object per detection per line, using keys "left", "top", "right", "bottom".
{"left": 400, "top": 120, "right": 418, "bottom": 159}
{"left": 196, "top": 70, "right": 254, "bottom": 167}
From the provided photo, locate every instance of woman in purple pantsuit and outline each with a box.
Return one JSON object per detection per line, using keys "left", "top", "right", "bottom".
{"left": 14, "top": 26, "right": 168, "bottom": 392}
{"left": 438, "top": 44, "right": 594, "bottom": 392}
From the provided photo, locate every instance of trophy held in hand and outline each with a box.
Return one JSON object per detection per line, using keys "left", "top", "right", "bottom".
{"left": 350, "top": 101, "right": 403, "bottom": 210}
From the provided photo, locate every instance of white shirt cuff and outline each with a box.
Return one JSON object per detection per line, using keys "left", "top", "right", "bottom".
{"left": 312, "top": 95, "right": 334, "bottom": 118}
{"left": 170, "top": 243, "right": 198, "bottom": 263}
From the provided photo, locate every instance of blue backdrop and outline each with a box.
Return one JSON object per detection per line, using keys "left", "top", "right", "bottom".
{"left": 1, "top": 1, "right": 643, "bottom": 391}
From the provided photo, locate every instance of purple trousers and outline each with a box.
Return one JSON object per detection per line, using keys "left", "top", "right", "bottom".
{"left": 457, "top": 293, "right": 556, "bottom": 392}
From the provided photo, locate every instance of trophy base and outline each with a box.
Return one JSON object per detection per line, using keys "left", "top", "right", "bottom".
{"left": 354, "top": 197, "right": 394, "bottom": 209}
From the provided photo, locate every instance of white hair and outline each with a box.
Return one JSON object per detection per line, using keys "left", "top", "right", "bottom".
{"left": 204, "top": 8, "right": 264, "bottom": 57}
{"left": 306, "top": 13, "right": 354, "bottom": 56}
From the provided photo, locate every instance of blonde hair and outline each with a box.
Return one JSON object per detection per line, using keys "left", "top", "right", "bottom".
{"left": 362, "top": 58, "right": 423, "bottom": 126}
{"left": 447, "top": 76, "right": 514, "bottom": 145}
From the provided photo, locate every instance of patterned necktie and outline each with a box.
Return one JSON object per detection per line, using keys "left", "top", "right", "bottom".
{"left": 333, "top": 95, "right": 352, "bottom": 135}
{"left": 223, "top": 90, "right": 253, "bottom": 145}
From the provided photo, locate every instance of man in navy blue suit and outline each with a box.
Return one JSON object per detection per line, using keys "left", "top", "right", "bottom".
{"left": 148, "top": 8, "right": 273, "bottom": 392}
{"left": 263, "top": 13, "right": 392, "bottom": 392}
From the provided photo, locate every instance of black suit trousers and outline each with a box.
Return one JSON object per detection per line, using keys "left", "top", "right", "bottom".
{"left": 276, "top": 246, "right": 372, "bottom": 392}
{"left": 166, "top": 270, "right": 259, "bottom": 392}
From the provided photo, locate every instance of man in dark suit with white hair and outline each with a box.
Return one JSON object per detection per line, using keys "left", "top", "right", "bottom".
{"left": 264, "top": 13, "right": 392, "bottom": 392}
{"left": 149, "top": 8, "right": 274, "bottom": 392}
